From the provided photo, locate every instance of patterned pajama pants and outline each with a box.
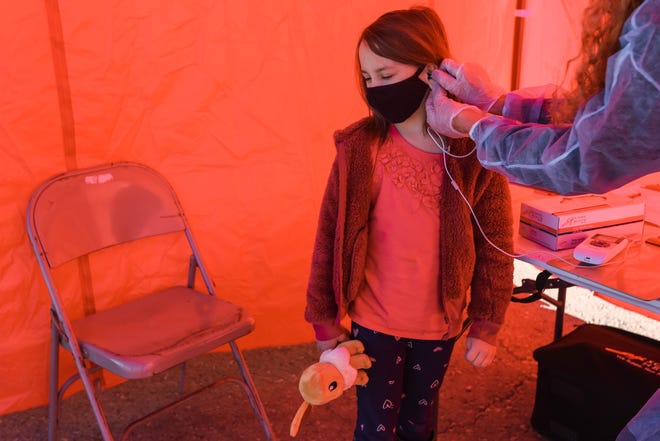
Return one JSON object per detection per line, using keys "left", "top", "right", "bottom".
{"left": 352, "top": 322, "right": 456, "bottom": 441}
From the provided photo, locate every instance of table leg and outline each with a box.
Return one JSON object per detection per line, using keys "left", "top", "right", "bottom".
{"left": 511, "top": 271, "right": 573, "bottom": 341}
{"left": 553, "top": 285, "right": 567, "bottom": 341}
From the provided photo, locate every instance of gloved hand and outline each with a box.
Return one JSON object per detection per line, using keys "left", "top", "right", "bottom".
{"left": 432, "top": 59, "right": 504, "bottom": 111}
{"left": 316, "top": 327, "right": 350, "bottom": 352}
{"left": 425, "top": 80, "right": 479, "bottom": 138}
{"left": 465, "top": 337, "right": 496, "bottom": 368}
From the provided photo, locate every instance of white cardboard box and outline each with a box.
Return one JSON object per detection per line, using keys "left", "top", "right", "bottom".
{"left": 519, "top": 194, "right": 645, "bottom": 250}
{"left": 519, "top": 219, "right": 644, "bottom": 251}
{"left": 520, "top": 194, "right": 645, "bottom": 234}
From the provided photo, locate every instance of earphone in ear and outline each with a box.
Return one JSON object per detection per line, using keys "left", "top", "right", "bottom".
{"left": 426, "top": 63, "right": 438, "bottom": 81}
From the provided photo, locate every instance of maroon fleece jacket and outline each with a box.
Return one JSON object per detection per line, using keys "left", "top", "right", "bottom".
{"left": 305, "top": 118, "right": 514, "bottom": 345}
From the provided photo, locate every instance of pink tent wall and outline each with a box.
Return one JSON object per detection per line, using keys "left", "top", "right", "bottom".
{"left": 0, "top": 0, "right": 586, "bottom": 414}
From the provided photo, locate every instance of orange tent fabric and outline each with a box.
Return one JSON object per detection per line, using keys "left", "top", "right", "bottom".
{"left": 0, "top": 0, "right": 586, "bottom": 413}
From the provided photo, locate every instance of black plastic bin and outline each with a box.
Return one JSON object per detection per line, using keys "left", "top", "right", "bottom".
{"left": 531, "top": 324, "right": 660, "bottom": 441}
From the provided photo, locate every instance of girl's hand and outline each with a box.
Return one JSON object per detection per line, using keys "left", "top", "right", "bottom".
{"left": 316, "top": 328, "right": 350, "bottom": 352}
{"left": 465, "top": 337, "right": 496, "bottom": 368}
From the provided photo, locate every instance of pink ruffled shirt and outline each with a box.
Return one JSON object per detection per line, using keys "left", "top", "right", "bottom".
{"left": 349, "top": 126, "right": 454, "bottom": 340}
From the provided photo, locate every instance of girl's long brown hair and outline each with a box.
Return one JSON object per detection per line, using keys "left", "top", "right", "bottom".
{"left": 551, "top": 0, "right": 643, "bottom": 123}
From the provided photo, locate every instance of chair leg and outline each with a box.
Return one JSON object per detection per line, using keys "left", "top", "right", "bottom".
{"left": 74, "top": 357, "right": 116, "bottom": 440}
{"left": 47, "top": 316, "right": 116, "bottom": 441}
{"left": 48, "top": 322, "right": 60, "bottom": 441}
{"left": 230, "top": 341, "right": 277, "bottom": 441}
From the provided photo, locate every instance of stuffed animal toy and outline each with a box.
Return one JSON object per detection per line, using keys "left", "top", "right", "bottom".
{"left": 289, "top": 339, "right": 372, "bottom": 437}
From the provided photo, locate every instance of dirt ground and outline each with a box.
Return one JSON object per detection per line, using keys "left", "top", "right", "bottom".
{"left": 0, "top": 297, "right": 589, "bottom": 441}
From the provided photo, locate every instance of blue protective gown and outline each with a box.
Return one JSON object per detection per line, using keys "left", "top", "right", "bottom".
{"left": 471, "top": 0, "right": 660, "bottom": 195}
{"left": 615, "top": 388, "right": 660, "bottom": 441}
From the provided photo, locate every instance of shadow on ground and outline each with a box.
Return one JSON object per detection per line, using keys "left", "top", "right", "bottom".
{"left": 0, "top": 300, "right": 584, "bottom": 441}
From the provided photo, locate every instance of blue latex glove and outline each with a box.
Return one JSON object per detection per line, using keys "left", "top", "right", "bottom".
{"left": 434, "top": 59, "right": 504, "bottom": 111}
{"left": 425, "top": 77, "right": 479, "bottom": 138}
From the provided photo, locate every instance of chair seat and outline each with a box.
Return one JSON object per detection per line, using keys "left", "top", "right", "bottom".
{"left": 68, "top": 286, "right": 254, "bottom": 379}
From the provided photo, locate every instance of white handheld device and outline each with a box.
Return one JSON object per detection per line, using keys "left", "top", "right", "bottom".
{"left": 573, "top": 233, "right": 628, "bottom": 265}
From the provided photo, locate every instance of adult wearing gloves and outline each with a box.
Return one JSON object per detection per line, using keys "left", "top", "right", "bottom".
{"left": 426, "top": 0, "right": 660, "bottom": 195}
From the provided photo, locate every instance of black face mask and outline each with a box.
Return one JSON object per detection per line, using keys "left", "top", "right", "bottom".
{"left": 365, "top": 66, "right": 429, "bottom": 123}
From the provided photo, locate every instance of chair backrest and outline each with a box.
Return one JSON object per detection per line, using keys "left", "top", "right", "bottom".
{"left": 27, "top": 162, "right": 187, "bottom": 268}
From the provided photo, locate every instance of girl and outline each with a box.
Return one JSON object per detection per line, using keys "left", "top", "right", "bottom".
{"left": 304, "top": 7, "right": 514, "bottom": 441}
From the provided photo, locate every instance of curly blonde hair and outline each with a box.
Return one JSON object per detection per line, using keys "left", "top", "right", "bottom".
{"left": 551, "top": 0, "right": 643, "bottom": 123}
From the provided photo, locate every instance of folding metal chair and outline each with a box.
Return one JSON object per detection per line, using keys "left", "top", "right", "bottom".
{"left": 26, "top": 162, "right": 276, "bottom": 441}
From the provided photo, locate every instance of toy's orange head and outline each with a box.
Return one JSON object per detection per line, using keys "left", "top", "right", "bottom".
{"left": 298, "top": 361, "right": 346, "bottom": 405}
